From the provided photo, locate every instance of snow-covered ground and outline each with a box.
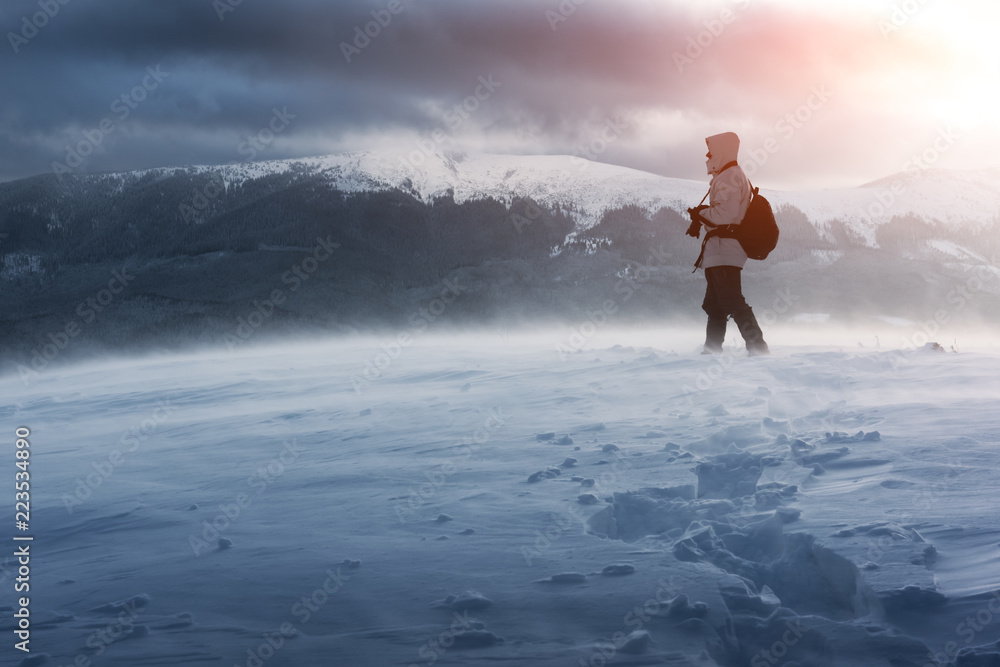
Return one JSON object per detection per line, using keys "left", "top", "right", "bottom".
{"left": 3, "top": 328, "right": 1000, "bottom": 666}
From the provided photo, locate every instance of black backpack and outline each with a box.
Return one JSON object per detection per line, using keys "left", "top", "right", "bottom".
{"left": 732, "top": 185, "right": 779, "bottom": 260}
{"left": 696, "top": 181, "right": 779, "bottom": 263}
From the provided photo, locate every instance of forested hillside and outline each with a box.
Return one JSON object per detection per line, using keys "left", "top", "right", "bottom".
{"left": 1, "top": 163, "right": 998, "bottom": 373}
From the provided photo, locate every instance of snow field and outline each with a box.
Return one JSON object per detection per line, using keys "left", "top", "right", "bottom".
{"left": 2, "top": 332, "right": 1000, "bottom": 665}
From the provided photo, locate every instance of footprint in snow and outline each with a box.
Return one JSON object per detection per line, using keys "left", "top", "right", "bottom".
{"left": 527, "top": 468, "right": 562, "bottom": 483}
{"left": 592, "top": 630, "right": 652, "bottom": 657}
{"left": 620, "top": 629, "right": 652, "bottom": 654}
{"left": 90, "top": 594, "right": 151, "bottom": 615}
{"left": 121, "top": 624, "right": 151, "bottom": 641}
{"left": 762, "top": 417, "right": 790, "bottom": 433}
{"left": 825, "top": 430, "right": 880, "bottom": 443}
{"left": 156, "top": 612, "right": 195, "bottom": 630}
{"left": 535, "top": 572, "right": 587, "bottom": 584}
{"left": 659, "top": 593, "right": 708, "bottom": 620}
{"left": 430, "top": 591, "right": 493, "bottom": 612}
{"left": 452, "top": 628, "right": 504, "bottom": 648}
{"left": 880, "top": 479, "right": 916, "bottom": 489}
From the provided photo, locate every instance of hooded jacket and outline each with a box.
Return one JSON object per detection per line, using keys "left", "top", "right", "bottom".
{"left": 698, "top": 132, "right": 751, "bottom": 269}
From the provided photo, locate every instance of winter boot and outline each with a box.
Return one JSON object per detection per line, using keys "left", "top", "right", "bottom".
{"left": 732, "top": 306, "right": 769, "bottom": 356}
{"left": 703, "top": 316, "right": 727, "bottom": 354}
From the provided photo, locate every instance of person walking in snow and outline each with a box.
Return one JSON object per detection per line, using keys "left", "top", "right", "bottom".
{"left": 686, "top": 132, "right": 769, "bottom": 356}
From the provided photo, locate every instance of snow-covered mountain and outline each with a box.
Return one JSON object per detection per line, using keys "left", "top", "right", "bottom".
{"left": 4, "top": 148, "right": 1000, "bottom": 365}
{"left": 157, "top": 150, "right": 1000, "bottom": 243}
{"left": 166, "top": 150, "right": 706, "bottom": 228}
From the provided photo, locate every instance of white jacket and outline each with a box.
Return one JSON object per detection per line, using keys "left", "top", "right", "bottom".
{"left": 699, "top": 132, "right": 751, "bottom": 269}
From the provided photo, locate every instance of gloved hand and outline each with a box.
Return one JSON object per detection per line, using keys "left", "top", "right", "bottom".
{"left": 686, "top": 205, "right": 708, "bottom": 238}
{"left": 685, "top": 218, "right": 701, "bottom": 238}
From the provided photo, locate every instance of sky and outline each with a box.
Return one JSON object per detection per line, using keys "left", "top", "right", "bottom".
{"left": 1, "top": 0, "right": 998, "bottom": 190}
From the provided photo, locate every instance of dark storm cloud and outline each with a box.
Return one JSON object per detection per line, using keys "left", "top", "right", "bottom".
{"left": 0, "top": 0, "right": 981, "bottom": 185}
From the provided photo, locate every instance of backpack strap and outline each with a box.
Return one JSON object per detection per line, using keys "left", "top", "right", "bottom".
{"left": 698, "top": 162, "right": 742, "bottom": 220}
{"left": 718, "top": 161, "right": 738, "bottom": 175}
{"left": 693, "top": 235, "right": 710, "bottom": 272}
{"left": 693, "top": 223, "right": 741, "bottom": 271}
{"left": 702, "top": 177, "right": 756, "bottom": 228}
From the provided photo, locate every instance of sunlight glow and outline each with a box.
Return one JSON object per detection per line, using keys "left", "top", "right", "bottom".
{"left": 910, "top": 4, "right": 1000, "bottom": 129}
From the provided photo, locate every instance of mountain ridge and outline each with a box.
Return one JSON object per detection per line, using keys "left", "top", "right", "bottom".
{"left": 2, "top": 148, "right": 1000, "bottom": 366}
{"left": 45, "top": 149, "right": 1000, "bottom": 237}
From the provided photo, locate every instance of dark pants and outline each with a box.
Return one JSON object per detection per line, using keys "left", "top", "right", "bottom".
{"left": 701, "top": 266, "right": 768, "bottom": 354}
